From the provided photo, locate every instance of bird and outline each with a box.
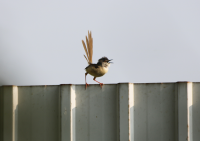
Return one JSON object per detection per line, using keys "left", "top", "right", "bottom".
{"left": 82, "top": 31, "right": 113, "bottom": 89}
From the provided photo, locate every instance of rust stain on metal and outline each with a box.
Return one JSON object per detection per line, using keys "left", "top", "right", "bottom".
{"left": 60, "top": 84, "right": 72, "bottom": 85}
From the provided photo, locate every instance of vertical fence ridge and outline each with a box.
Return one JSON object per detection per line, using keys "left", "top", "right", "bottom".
{"left": 1, "top": 86, "right": 18, "bottom": 141}
{"left": 187, "top": 82, "right": 193, "bottom": 141}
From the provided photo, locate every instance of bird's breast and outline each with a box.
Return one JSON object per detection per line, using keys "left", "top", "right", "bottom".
{"left": 85, "top": 66, "right": 109, "bottom": 77}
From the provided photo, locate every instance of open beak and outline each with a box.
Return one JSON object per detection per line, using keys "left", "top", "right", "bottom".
{"left": 108, "top": 59, "right": 113, "bottom": 63}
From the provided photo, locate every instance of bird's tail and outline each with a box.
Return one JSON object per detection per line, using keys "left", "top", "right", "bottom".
{"left": 82, "top": 31, "right": 93, "bottom": 64}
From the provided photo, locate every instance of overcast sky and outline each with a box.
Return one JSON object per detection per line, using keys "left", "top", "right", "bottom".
{"left": 0, "top": 0, "right": 200, "bottom": 86}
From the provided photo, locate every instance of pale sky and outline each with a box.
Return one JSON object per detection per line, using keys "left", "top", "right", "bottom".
{"left": 0, "top": 0, "right": 200, "bottom": 86}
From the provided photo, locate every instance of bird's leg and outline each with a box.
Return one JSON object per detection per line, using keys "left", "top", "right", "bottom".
{"left": 85, "top": 73, "right": 89, "bottom": 89}
{"left": 93, "top": 77, "right": 104, "bottom": 88}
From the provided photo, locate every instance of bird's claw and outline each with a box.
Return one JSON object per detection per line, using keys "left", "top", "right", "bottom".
{"left": 85, "top": 83, "right": 89, "bottom": 89}
{"left": 99, "top": 83, "right": 104, "bottom": 88}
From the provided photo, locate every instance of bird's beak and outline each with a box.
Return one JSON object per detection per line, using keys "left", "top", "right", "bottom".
{"left": 108, "top": 59, "right": 113, "bottom": 63}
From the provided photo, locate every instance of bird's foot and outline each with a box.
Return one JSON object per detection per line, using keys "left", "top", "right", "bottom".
{"left": 99, "top": 83, "right": 104, "bottom": 88}
{"left": 85, "top": 83, "right": 89, "bottom": 89}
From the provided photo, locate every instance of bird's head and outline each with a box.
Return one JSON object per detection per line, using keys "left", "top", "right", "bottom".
{"left": 98, "top": 57, "right": 113, "bottom": 63}
{"left": 97, "top": 57, "right": 113, "bottom": 67}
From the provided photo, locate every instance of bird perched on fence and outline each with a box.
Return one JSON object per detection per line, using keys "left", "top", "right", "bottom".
{"left": 82, "top": 31, "right": 113, "bottom": 89}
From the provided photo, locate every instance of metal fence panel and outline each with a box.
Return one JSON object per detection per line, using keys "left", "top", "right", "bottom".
{"left": 0, "top": 82, "right": 198, "bottom": 141}
{"left": 18, "top": 86, "right": 60, "bottom": 141}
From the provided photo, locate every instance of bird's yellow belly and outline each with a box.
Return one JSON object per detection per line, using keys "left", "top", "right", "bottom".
{"left": 86, "top": 67, "right": 108, "bottom": 77}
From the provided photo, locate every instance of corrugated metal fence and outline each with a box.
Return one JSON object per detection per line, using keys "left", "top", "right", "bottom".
{"left": 0, "top": 82, "right": 199, "bottom": 141}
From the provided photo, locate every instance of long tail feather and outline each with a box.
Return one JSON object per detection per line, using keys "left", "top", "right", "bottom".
{"left": 85, "top": 36, "right": 90, "bottom": 60}
{"left": 88, "top": 31, "right": 93, "bottom": 63}
{"left": 82, "top": 30, "right": 93, "bottom": 64}
{"left": 82, "top": 40, "right": 89, "bottom": 60}
{"left": 84, "top": 55, "right": 89, "bottom": 64}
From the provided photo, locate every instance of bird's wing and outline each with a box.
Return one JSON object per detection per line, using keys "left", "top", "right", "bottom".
{"left": 82, "top": 31, "right": 93, "bottom": 64}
